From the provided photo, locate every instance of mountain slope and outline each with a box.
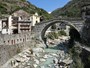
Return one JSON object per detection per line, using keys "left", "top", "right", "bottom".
{"left": 0, "top": 0, "right": 52, "bottom": 20}
{"left": 51, "top": 0, "right": 90, "bottom": 18}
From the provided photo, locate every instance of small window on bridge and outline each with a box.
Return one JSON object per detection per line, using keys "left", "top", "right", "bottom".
{"left": 4, "top": 41, "right": 5, "bottom": 43}
{"left": 86, "top": 11, "right": 90, "bottom": 15}
{"left": 20, "top": 39, "right": 22, "bottom": 41}
{"left": 17, "top": 39, "right": 19, "bottom": 41}
{"left": 8, "top": 40, "right": 9, "bottom": 43}
{"left": 14, "top": 40, "right": 15, "bottom": 44}
{"left": 23, "top": 39, "right": 24, "bottom": 42}
{"left": 11, "top": 40, "right": 13, "bottom": 45}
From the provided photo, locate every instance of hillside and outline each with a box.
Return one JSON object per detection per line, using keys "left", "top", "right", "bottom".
{"left": 51, "top": 0, "right": 90, "bottom": 18}
{"left": 0, "top": 0, "right": 52, "bottom": 20}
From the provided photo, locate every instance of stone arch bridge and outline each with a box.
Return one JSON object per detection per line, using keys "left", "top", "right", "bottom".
{"left": 32, "top": 18, "right": 84, "bottom": 47}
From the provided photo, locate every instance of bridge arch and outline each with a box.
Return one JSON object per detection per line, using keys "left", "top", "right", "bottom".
{"left": 41, "top": 20, "right": 81, "bottom": 47}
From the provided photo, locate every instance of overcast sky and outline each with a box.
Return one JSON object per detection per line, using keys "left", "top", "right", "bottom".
{"left": 28, "top": 0, "right": 70, "bottom": 12}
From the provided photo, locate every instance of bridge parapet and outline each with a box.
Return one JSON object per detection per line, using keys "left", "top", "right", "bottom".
{"left": 33, "top": 18, "right": 84, "bottom": 34}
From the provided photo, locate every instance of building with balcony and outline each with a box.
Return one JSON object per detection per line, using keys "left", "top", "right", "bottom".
{"left": 0, "top": 10, "right": 41, "bottom": 34}
{"left": 12, "top": 10, "right": 41, "bottom": 26}
{"left": 0, "top": 16, "right": 31, "bottom": 34}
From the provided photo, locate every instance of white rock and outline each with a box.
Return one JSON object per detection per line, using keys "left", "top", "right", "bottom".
{"left": 15, "top": 57, "right": 24, "bottom": 62}
{"left": 13, "top": 62, "right": 18, "bottom": 67}
{"left": 23, "top": 52, "right": 30, "bottom": 56}
{"left": 25, "top": 50, "right": 31, "bottom": 54}
{"left": 43, "top": 55, "right": 48, "bottom": 59}
{"left": 11, "top": 60, "right": 15, "bottom": 66}
{"left": 34, "top": 59, "right": 39, "bottom": 64}
{"left": 51, "top": 53, "right": 58, "bottom": 57}
{"left": 40, "top": 58, "right": 46, "bottom": 62}
{"left": 63, "top": 58, "right": 73, "bottom": 64}
{"left": 36, "top": 53, "right": 41, "bottom": 57}
{"left": 36, "top": 44, "right": 44, "bottom": 48}
{"left": 15, "top": 56, "right": 29, "bottom": 62}
{"left": 40, "top": 66, "right": 45, "bottom": 68}
{"left": 33, "top": 64, "right": 38, "bottom": 68}
{"left": 32, "top": 48, "right": 44, "bottom": 53}
{"left": 33, "top": 53, "right": 36, "bottom": 56}
{"left": 25, "top": 66, "right": 30, "bottom": 68}
{"left": 54, "top": 58, "right": 58, "bottom": 64}
{"left": 55, "top": 65, "right": 59, "bottom": 68}
{"left": 27, "top": 63, "right": 31, "bottom": 66}
{"left": 48, "top": 65, "right": 52, "bottom": 67}
{"left": 22, "top": 62, "right": 26, "bottom": 66}
{"left": 60, "top": 65, "right": 63, "bottom": 68}
{"left": 59, "top": 59, "right": 62, "bottom": 63}
{"left": 18, "top": 53, "right": 26, "bottom": 58}
{"left": 48, "top": 55, "right": 53, "bottom": 58}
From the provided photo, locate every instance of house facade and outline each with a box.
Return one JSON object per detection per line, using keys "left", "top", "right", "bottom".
{"left": 30, "top": 12, "right": 41, "bottom": 26}
{"left": 0, "top": 10, "right": 41, "bottom": 34}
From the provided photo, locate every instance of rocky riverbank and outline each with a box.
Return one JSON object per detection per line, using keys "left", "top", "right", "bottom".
{"left": 1, "top": 37, "right": 73, "bottom": 68}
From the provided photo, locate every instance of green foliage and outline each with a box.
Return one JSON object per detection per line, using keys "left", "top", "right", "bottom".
{"left": 88, "top": 55, "right": 90, "bottom": 64}
{"left": 47, "top": 30, "right": 66, "bottom": 40}
{"left": 69, "top": 46, "right": 84, "bottom": 68}
{"left": 88, "top": 56, "right": 90, "bottom": 61}
{"left": 0, "top": 5, "right": 7, "bottom": 14}
{"left": 58, "top": 30, "right": 67, "bottom": 36}
{"left": 51, "top": 0, "right": 89, "bottom": 17}
{"left": 38, "top": 8, "right": 53, "bottom": 20}
{"left": 0, "top": 0, "right": 52, "bottom": 20}
{"left": 47, "top": 32, "right": 58, "bottom": 40}
{"left": 20, "top": 0, "right": 26, "bottom": 2}
{"left": 72, "top": 57, "right": 84, "bottom": 68}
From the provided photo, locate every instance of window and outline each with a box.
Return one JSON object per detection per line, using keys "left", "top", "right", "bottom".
{"left": 17, "top": 39, "right": 19, "bottom": 41}
{"left": 8, "top": 40, "right": 9, "bottom": 43}
{"left": 20, "top": 39, "right": 22, "bottom": 41}
{"left": 4, "top": 41, "right": 5, "bottom": 43}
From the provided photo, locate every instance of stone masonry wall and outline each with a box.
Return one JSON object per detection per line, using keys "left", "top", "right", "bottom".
{"left": 32, "top": 20, "right": 83, "bottom": 35}
{"left": 0, "top": 32, "right": 35, "bottom": 66}
{"left": 0, "top": 32, "right": 31, "bottom": 45}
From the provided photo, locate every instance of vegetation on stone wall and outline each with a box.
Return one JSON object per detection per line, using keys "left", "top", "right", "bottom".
{"left": 68, "top": 41, "right": 90, "bottom": 68}
{"left": 69, "top": 46, "right": 84, "bottom": 68}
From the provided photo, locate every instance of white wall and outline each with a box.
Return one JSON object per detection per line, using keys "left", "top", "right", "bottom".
{"left": 0, "top": 20, "right": 2, "bottom": 31}
{"left": 30, "top": 15, "right": 40, "bottom": 26}
{"left": 2, "top": 29, "right": 11, "bottom": 34}
{"left": 8, "top": 15, "right": 13, "bottom": 34}
{"left": 64, "top": 25, "right": 70, "bottom": 36}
